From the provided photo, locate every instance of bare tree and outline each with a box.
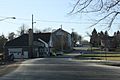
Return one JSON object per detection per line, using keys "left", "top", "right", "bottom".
{"left": 71, "top": 32, "right": 79, "bottom": 46}
{"left": 34, "top": 28, "right": 41, "bottom": 33}
{"left": 8, "top": 32, "right": 15, "bottom": 41}
{"left": 70, "top": 0, "right": 120, "bottom": 28}
{"left": 42, "top": 27, "right": 52, "bottom": 32}
{"left": 17, "top": 24, "right": 28, "bottom": 36}
{"left": 78, "top": 35, "right": 82, "bottom": 44}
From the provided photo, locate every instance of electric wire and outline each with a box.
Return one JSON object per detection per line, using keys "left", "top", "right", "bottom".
{"left": 0, "top": 16, "right": 120, "bottom": 25}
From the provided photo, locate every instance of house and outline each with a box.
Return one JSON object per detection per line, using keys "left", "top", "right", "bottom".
{"left": 52, "top": 28, "right": 72, "bottom": 52}
{"left": 4, "top": 29, "right": 52, "bottom": 59}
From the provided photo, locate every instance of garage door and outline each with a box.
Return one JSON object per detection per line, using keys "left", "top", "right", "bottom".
{"left": 8, "top": 48, "right": 22, "bottom": 59}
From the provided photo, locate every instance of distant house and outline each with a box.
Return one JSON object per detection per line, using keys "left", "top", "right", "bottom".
{"left": 4, "top": 29, "right": 52, "bottom": 59}
{"left": 52, "top": 28, "right": 72, "bottom": 52}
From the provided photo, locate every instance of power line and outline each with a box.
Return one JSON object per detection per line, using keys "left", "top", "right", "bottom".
{"left": 15, "top": 17, "right": 83, "bottom": 24}
{"left": 1, "top": 16, "right": 120, "bottom": 24}
{"left": 36, "top": 20, "right": 82, "bottom": 24}
{"left": 2, "top": 20, "right": 21, "bottom": 25}
{"left": 16, "top": 17, "right": 31, "bottom": 21}
{"left": 16, "top": 17, "right": 120, "bottom": 24}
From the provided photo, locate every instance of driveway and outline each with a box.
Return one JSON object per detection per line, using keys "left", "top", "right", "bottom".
{"left": 0, "top": 58, "right": 120, "bottom": 80}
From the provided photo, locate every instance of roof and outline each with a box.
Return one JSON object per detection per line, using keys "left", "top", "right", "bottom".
{"left": 5, "top": 33, "right": 51, "bottom": 47}
{"left": 53, "top": 28, "right": 71, "bottom": 35}
{"left": 5, "top": 34, "right": 28, "bottom": 47}
{"left": 34, "top": 33, "right": 51, "bottom": 43}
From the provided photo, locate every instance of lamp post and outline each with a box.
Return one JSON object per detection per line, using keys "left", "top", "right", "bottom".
{"left": 2, "top": 16, "right": 16, "bottom": 61}
{"left": 0, "top": 17, "right": 16, "bottom": 21}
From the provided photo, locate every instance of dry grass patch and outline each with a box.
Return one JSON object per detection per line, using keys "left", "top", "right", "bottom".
{"left": 77, "top": 54, "right": 120, "bottom": 61}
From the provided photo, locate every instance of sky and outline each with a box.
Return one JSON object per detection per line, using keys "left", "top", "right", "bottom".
{"left": 0, "top": 0, "right": 119, "bottom": 41}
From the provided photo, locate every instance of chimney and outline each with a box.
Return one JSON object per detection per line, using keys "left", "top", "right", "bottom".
{"left": 28, "top": 29, "right": 33, "bottom": 58}
{"left": 28, "top": 29, "right": 33, "bottom": 46}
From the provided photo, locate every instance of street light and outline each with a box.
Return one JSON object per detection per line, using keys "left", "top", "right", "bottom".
{"left": 2, "top": 16, "right": 16, "bottom": 61}
{"left": 0, "top": 17, "right": 16, "bottom": 21}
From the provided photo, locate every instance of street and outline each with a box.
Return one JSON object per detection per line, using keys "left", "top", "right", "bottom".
{"left": 0, "top": 58, "right": 120, "bottom": 80}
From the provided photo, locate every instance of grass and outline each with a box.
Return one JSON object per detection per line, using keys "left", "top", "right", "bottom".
{"left": 80, "top": 54, "right": 120, "bottom": 57}
{"left": 87, "top": 47, "right": 100, "bottom": 51}
{"left": 76, "top": 53, "right": 120, "bottom": 61}
{"left": 94, "top": 57, "right": 120, "bottom": 61}
{"left": 75, "top": 47, "right": 101, "bottom": 51}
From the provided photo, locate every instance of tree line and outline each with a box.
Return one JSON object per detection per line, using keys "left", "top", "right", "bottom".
{"left": 90, "top": 28, "right": 120, "bottom": 50}
{"left": 0, "top": 24, "right": 83, "bottom": 53}
{"left": 0, "top": 24, "right": 54, "bottom": 53}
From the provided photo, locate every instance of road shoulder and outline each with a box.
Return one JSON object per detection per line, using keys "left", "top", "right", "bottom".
{"left": 0, "top": 61, "right": 22, "bottom": 77}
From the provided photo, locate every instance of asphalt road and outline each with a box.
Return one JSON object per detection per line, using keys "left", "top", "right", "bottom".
{"left": 0, "top": 58, "right": 120, "bottom": 80}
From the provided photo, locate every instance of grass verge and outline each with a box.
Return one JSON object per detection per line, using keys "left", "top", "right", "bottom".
{"left": 76, "top": 53, "right": 120, "bottom": 61}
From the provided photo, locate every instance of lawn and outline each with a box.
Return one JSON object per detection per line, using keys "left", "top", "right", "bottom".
{"left": 80, "top": 54, "right": 120, "bottom": 57}
{"left": 77, "top": 53, "right": 120, "bottom": 61}
{"left": 97, "top": 57, "right": 120, "bottom": 61}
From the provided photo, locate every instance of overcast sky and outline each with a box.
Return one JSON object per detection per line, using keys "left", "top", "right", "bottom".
{"left": 0, "top": 0, "right": 119, "bottom": 41}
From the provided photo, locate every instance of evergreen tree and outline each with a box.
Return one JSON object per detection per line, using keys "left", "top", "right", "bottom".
{"left": 90, "top": 28, "right": 99, "bottom": 47}
{"left": 0, "top": 34, "right": 7, "bottom": 52}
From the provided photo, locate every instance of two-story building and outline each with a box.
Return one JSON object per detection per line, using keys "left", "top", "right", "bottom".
{"left": 52, "top": 28, "right": 72, "bottom": 52}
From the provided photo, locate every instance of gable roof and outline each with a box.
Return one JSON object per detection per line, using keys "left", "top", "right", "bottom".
{"left": 5, "top": 34, "right": 28, "bottom": 47}
{"left": 53, "top": 28, "right": 71, "bottom": 35}
{"left": 34, "top": 33, "right": 51, "bottom": 43}
{"left": 5, "top": 33, "right": 51, "bottom": 47}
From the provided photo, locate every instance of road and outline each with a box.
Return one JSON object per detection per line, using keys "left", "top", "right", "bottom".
{"left": 0, "top": 58, "right": 120, "bottom": 80}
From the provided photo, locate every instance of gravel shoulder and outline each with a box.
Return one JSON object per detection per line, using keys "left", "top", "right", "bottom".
{"left": 0, "top": 61, "right": 21, "bottom": 77}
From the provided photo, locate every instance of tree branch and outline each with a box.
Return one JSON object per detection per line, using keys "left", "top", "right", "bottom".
{"left": 89, "top": 11, "right": 117, "bottom": 27}
{"left": 70, "top": 0, "right": 120, "bottom": 28}
{"left": 69, "top": 0, "right": 80, "bottom": 13}
{"left": 108, "top": 12, "right": 120, "bottom": 28}
{"left": 75, "top": 0, "right": 92, "bottom": 13}
{"left": 107, "top": 0, "right": 120, "bottom": 11}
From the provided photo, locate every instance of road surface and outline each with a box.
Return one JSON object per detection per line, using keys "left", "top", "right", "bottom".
{"left": 0, "top": 58, "right": 120, "bottom": 80}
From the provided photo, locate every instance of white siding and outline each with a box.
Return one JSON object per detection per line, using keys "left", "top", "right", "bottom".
{"left": 23, "top": 51, "right": 28, "bottom": 58}
{"left": 8, "top": 48, "right": 29, "bottom": 59}
{"left": 8, "top": 48, "right": 22, "bottom": 58}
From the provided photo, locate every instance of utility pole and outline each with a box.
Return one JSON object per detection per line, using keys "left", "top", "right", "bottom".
{"left": 72, "top": 28, "right": 74, "bottom": 32}
{"left": 71, "top": 28, "right": 74, "bottom": 47}
{"left": 31, "top": 14, "right": 34, "bottom": 58}
{"left": 60, "top": 25, "right": 63, "bottom": 53}
{"left": 32, "top": 14, "right": 33, "bottom": 58}
{"left": 32, "top": 14, "right": 36, "bottom": 32}
{"left": 32, "top": 14, "right": 34, "bottom": 32}
{"left": 31, "top": 14, "right": 36, "bottom": 58}
{"left": 61, "top": 24, "right": 62, "bottom": 29}
{"left": 29, "top": 14, "right": 36, "bottom": 58}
